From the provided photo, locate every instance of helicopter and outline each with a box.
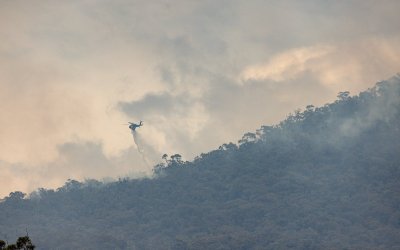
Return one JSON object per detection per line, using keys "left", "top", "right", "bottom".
{"left": 127, "top": 121, "right": 143, "bottom": 131}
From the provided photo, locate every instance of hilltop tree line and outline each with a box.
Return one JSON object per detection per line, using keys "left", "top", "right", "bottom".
{"left": 0, "top": 76, "right": 399, "bottom": 249}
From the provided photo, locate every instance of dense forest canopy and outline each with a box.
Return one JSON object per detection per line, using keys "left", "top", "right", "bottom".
{"left": 1, "top": 76, "right": 400, "bottom": 249}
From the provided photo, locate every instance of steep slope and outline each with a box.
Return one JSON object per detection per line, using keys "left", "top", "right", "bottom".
{"left": 1, "top": 76, "right": 400, "bottom": 249}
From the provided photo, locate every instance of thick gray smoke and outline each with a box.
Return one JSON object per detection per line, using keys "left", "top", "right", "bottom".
{"left": 337, "top": 75, "right": 400, "bottom": 138}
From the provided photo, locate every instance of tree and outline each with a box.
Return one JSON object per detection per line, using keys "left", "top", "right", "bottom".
{"left": 5, "top": 192, "right": 26, "bottom": 202}
{"left": 16, "top": 236, "right": 35, "bottom": 250}
{"left": 256, "top": 126, "right": 274, "bottom": 138}
{"left": 238, "top": 132, "right": 256, "bottom": 145}
{"left": 218, "top": 143, "right": 238, "bottom": 151}
{"left": 162, "top": 153, "right": 169, "bottom": 163}
{"left": 0, "top": 241, "right": 5, "bottom": 249}
{"left": 337, "top": 91, "right": 350, "bottom": 101}
{"left": 0, "top": 236, "right": 35, "bottom": 250}
{"left": 170, "top": 154, "right": 183, "bottom": 163}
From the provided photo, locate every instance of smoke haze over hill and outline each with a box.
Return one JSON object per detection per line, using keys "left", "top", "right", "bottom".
{"left": 0, "top": 77, "right": 399, "bottom": 249}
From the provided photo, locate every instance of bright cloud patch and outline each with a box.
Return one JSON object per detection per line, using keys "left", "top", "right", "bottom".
{"left": 240, "top": 45, "right": 334, "bottom": 82}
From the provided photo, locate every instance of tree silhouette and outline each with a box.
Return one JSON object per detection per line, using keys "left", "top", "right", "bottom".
{"left": 0, "top": 236, "right": 35, "bottom": 250}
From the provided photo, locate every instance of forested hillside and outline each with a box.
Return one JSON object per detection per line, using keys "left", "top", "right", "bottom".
{"left": 1, "top": 76, "right": 400, "bottom": 249}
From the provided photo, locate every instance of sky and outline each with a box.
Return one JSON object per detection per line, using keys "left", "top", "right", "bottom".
{"left": 1, "top": 0, "right": 399, "bottom": 198}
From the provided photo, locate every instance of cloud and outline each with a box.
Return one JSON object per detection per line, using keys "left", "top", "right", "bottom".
{"left": 120, "top": 92, "right": 190, "bottom": 117}
{"left": 240, "top": 37, "right": 400, "bottom": 94}
{"left": 240, "top": 45, "right": 334, "bottom": 82}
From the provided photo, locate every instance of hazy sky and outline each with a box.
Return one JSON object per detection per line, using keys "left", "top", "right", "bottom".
{"left": 1, "top": 0, "right": 399, "bottom": 197}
